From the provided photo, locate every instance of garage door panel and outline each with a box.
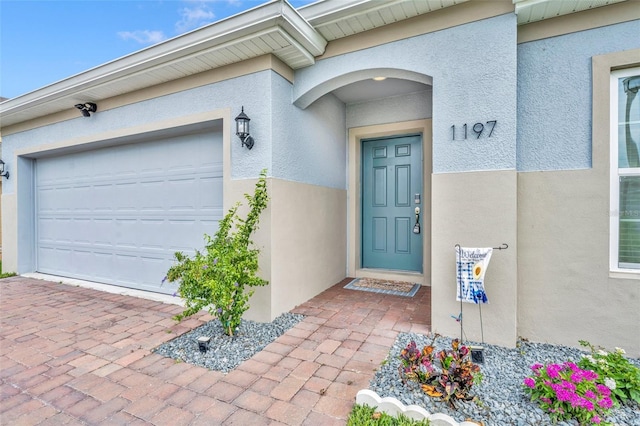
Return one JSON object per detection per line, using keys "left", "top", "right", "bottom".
{"left": 113, "top": 254, "right": 139, "bottom": 285}
{"left": 139, "top": 180, "right": 166, "bottom": 211}
{"left": 73, "top": 250, "right": 96, "bottom": 276}
{"left": 136, "top": 256, "right": 169, "bottom": 289}
{"left": 92, "top": 252, "right": 115, "bottom": 282}
{"left": 37, "top": 217, "right": 58, "bottom": 243}
{"left": 74, "top": 219, "right": 92, "bottom": 244}
{"left": 138, "top": 219, "right": 166, "bottom": 250}
{"left": 40, "top": 218, "right": 74, "bottom": 243}
{"left": 115, "top": 218, "right": 138, "bottom": 248}
{"left": 93, "top": 219, "right": 115, "bottom": 246}
{"left": 37, "top": 246, "right": 62, "bottom": 272}
{"left": 200, "top": 177, "right": 223, "bottom": 210}
{"left": 167, "top": 219, "right": 208, "bottom": 254}
{"left": 36, "top": 130, "right": 222, "bottom": 294}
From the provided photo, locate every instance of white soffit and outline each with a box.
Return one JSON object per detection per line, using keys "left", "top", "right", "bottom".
{"left": 300, "top": 0, "right": 470, "bottom": 41}
{"left": 513, "top": 0, "right": 628, "bottom": 25}
{"left": 0, "top": 0, "right": 326, "bottom": 127}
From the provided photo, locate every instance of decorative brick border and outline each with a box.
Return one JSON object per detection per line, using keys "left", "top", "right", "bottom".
{"left": 355, "top": 389, "right": 481, "bottom": 426}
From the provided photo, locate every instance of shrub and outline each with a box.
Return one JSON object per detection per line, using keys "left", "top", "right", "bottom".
{"left": 577, "top": 340, "right": 640, "bottom": 406}
{"left": 165, "top": 169, "right": 269, "bottom": 336}
{"left": 399, "top": 337, "right": 482, "bottom": 408}
{"left": 523, "top": 361, "right": 613, "bottom": 425}
{"left": 347, "top": 404, "right": 431, "bottom": 426}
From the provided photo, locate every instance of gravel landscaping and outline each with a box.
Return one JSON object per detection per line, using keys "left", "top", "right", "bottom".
{"left": 153, "top": 315, "right": 639, "bottom": 426}
{"left": 153, "top": 312, "right": 304, "bottom": 373}
{"left": 370, "top": 332, "right": 640, "bottom": 426}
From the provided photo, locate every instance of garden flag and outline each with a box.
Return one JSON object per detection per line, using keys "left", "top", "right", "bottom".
{"left": 455, "top": 246, "right": 493, "bottom": 304}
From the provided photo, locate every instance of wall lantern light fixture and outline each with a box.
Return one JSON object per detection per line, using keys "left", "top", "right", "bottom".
{"left": 0, "top": 159, "right": 9, "bottom": 180}
{"left": 74, "top": 102, "right": 97, "bottom": 117}
{"left": 235, "top": 107, "right": 254, "bottom": 150}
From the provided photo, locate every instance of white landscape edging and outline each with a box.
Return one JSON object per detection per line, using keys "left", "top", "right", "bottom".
{"left": 356, "top": 389, "right": 480, "bottom": 426}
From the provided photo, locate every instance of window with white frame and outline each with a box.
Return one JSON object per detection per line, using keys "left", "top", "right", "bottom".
{"left": 611, "top": 67, "right": 640, "bottom": 271}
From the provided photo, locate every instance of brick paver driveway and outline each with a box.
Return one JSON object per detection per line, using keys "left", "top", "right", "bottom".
{"left": 0, "top": 276, "right": 430, "bottom": 425}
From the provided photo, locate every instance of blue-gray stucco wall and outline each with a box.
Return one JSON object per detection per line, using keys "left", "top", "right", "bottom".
{"left": 517, "top": 20, "right": 640, "bottom": 172}
{"left": 1, "top": 71, "right": 275, "bottom": 195}
{"left": 294, "top": 13, "right": 518, "bottom": 174}
{"left": 2, "top": 70, "right": 347, "bottom": 194}
{"left": 270, "top": 74, "right": 347, "bottom": 190}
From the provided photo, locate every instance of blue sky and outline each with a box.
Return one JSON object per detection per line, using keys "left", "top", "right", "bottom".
{"left": 0, "top": 0, "right": 316, "bottom": 100}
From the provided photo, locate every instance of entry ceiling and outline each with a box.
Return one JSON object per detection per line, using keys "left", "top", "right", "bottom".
{"left": 332, "top": 78, "right": 431, "bottom": 105}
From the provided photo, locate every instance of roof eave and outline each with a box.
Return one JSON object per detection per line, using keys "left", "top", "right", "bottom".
{"left": 0, "top": 0, "right": 325, "bottom": 125}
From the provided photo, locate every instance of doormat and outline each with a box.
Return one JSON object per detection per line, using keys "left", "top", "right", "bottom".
{"left": 344, "top": 278, "right": 420, "bottom": 297}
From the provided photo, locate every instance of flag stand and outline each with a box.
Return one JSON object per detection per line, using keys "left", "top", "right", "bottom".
{"left": 454, "top": 243, "right": 508, "bottom": 363}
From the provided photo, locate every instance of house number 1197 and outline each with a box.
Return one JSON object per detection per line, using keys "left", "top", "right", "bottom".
{"left": 451, "top": 120, "right": 497, "bottom": 140}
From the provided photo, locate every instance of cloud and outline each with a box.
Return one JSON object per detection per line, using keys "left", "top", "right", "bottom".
{"left": 117, "top": 30, "right": 167, "bottom": 45}
{"left": 175, "top": 2, "right": 217, "bottom": 34}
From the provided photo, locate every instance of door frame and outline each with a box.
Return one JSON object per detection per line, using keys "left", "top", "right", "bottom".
{"left": 348, "top": 119, "right": 432, "bottom": 284}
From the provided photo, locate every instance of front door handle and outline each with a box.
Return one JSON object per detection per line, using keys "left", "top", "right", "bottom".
{"left": 414, "top": 207, "right": 421, "bottom": 234}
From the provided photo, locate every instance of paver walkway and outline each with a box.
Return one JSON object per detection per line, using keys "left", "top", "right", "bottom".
{"left": 0, "top": 276, "right": 430, "bottom": 425}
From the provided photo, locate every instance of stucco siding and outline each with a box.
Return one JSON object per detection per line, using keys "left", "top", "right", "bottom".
{"left": 270, "top": 74, "right": 347, "bottom": 190}
{"left": 431, "top": 170, "right": 518, "bottom": 348}
{"left": 516, "top": 46, "right": 640, "bottom": 356}
{"left": 225, "top": 177, "right": 273, "bottom": 323}
{"left": 1, "top": 71, "right": 276, "bottom": 195}
{"left": 295, "top": 13, "right": 518, "bottom": 174}
{"left": 226, "top": 177, "right": 347, "bottom": 323}
{"left": 517, "top": 169, "right": 640, "bottom": 355}
{"left": 270, "top": 178, "right": 347, "bottom": 317}
{"left": 517, "top": 20, "right": 640, "bottom": 172}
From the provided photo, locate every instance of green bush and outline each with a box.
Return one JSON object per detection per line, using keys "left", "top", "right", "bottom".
{"left": 577, "top": 340, "right": 640, "bottom": 406}
{"left": 166, "top": 169, "right": 269, "bottom": 336}
{"left": 347, "top": 404, "right": 430, "bottom": 426}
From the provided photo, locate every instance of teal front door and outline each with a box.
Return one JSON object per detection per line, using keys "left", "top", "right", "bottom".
{"left": 362, "top": 135, "right": 423, "bottom": 272}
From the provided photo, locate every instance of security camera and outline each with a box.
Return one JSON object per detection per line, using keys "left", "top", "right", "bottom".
{"left": 74, "top": 102, "right": 97, "bottom": 117}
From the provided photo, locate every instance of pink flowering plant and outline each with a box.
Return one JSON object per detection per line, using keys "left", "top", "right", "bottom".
{"left": 523, "top": 361, "right": 614, "bottom": 425}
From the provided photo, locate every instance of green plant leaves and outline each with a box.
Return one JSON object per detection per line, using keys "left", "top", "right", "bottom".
{"left": 166, "top": 169, "right": 270, "bottom": 336}
{"left": 398, "top": 338, "right": 482, "bottom": 408}
{"left": 576, "top": 341, "right": 640, "bottom": 407}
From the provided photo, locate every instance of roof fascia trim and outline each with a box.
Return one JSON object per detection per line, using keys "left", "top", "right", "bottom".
{"left": 279, "top": 3, "right": 327, "bottom": 56}
{"left": 0, "top": 0, "right": 325, "bottom": 121}
{"left": 299, "top": 0, "right": 394, "bottom": 24}
{"left": 517, "top": 0, "right": 640, "bottom": 43}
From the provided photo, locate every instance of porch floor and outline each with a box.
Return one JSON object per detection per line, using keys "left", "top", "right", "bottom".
{"left": 0, "top": 276, "right": 430, "bottom": 425}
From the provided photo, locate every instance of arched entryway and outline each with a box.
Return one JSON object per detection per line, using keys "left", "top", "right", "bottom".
{"left": 294, "top": 68, "right": 434, "bottom": 286}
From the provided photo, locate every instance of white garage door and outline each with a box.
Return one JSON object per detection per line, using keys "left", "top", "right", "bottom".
{"left": 35, "top": 130, "right": 223, "bottom": 294}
